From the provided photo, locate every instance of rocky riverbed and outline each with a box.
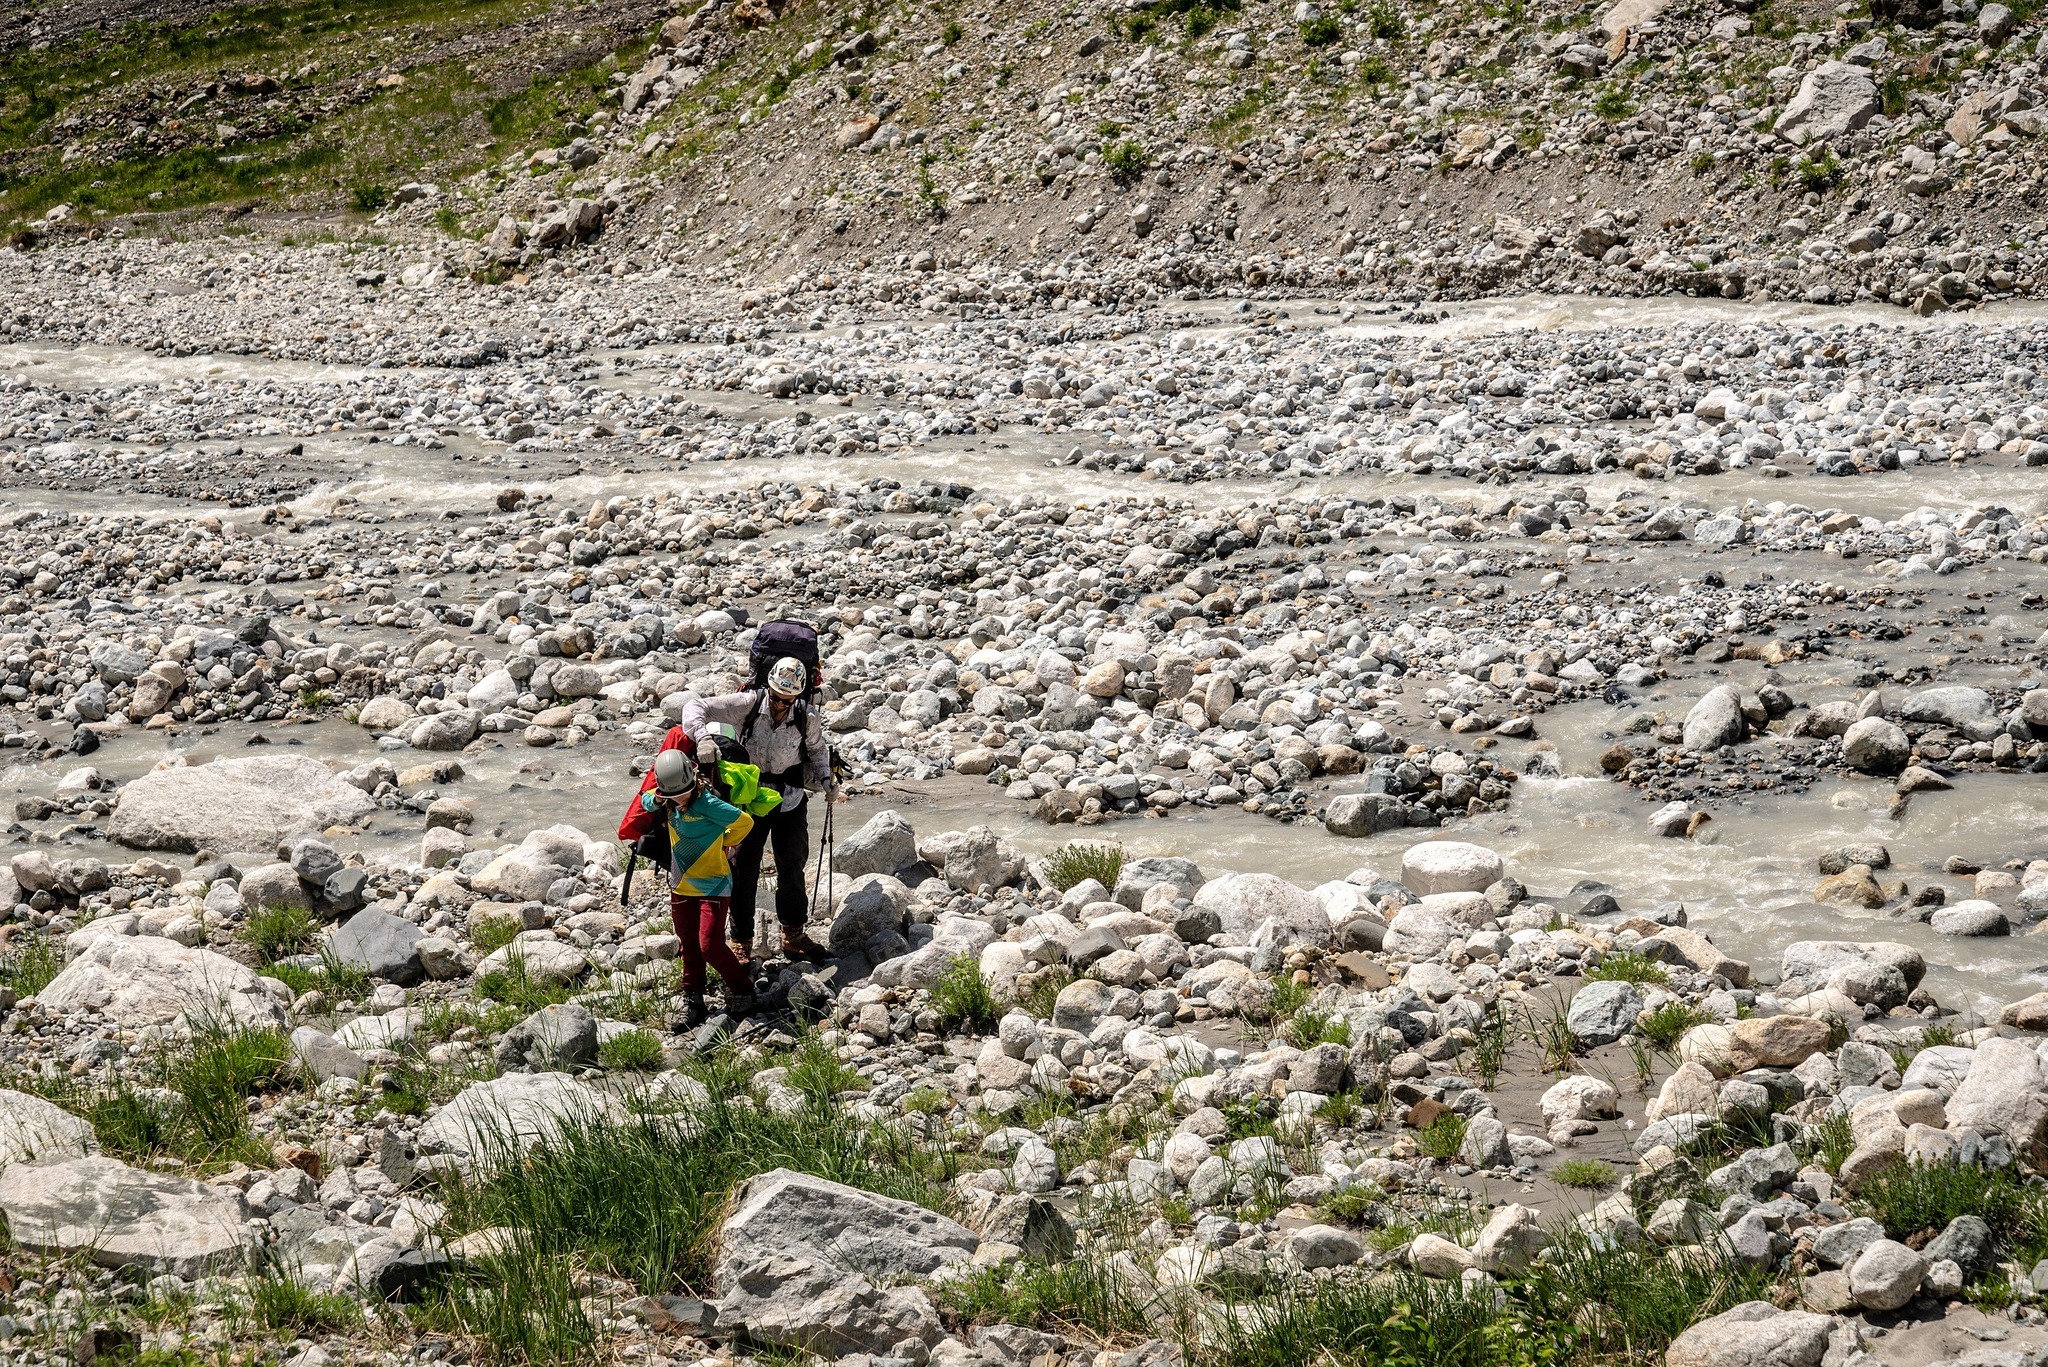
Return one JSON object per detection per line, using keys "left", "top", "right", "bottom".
{"left": 2, "top": 238, "right": 2048, "bottom": 1367}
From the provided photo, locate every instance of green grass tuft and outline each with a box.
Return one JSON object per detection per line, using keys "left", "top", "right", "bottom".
{"left": 1585, "top": 949, "right": 1668, "bottom": 985}
{"left": 1552, "top": 1158, "right": 1616, "bottom": 1190}
{"left": 598, "top": 1028, "right": 667, "bottom": 1072}
{"left": 1638, "top": 1000, "right": 1714, "bottom": 1052}
{"left": 0, "top": 933, "right": 66, "bottom": 998}
{"left": 1300, "top": 15, "right": 1343, "bottom": 45}
{"left": 1016, "top": 965, "right": 1073, "bottom": 1020}
{"left": 1416, "top": 1111, "right": 1468, "bottom": 1161}
{"left": 242, "top": 1268, "right": 363, "bottom": 1335}
{"left": 477, "top": 954, "right": 573, "bottom": 1013}
{"left": 1040, "top": 841, "right": 1125, "bottom": 892}
{"left": 241, "top": 903, "right": 320, "bottom": 964}
{"left": 930, "top": 955, "right": 1001, "bottom": 1033}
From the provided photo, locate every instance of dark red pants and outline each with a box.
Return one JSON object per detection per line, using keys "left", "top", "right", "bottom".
{"left": 671, "top": 893, "right": 745, "bottom": 995}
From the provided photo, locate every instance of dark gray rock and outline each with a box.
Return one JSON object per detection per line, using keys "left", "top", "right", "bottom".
{"left": 328, "top": 910, "right": 425, "bottom": 985}
{"left": 493, "top": 1002, "right": 599, "bottom": 1074}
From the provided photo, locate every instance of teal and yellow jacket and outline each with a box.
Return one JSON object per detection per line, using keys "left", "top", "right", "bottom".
{"left": 640, "top": 787, "right": 754, "bottom": 897}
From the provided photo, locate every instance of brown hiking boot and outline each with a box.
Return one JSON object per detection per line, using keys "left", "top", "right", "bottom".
{"left": 723, "top": 986, "right": 756, "bottom": 1017}
{"left": 727, "top": 938, "right": 753, "bottom": 969}
{"left": 674, "top": 994, "right": 708, "bottom": 1031}
{"left": 780, "top": 927, "right": 824, "bottom": 959}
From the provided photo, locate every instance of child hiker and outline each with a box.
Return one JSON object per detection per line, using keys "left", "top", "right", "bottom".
{"left": 638, "top": 746, "right": 755, "bottom": 1028}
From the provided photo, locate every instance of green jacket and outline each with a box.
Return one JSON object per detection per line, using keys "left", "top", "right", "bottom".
{"left": 718, "top": 759, "right": 784, "bottom": 819}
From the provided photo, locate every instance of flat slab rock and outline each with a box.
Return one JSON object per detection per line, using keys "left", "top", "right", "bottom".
{"left": 714, "top": 1168, "right": 979, "bottom": 1284}
{"left": 35, "top": 934, "right": 286, "bottom": 1030}
{"left": 0, "top": 1087, "right": 99, "bottom": 1168}
{"left": 415, "top": 1072, "right": 624, "bottom": 1173}
{"left": 0, "top": 1156, "right": 254, "bottom": 1278}
{"left": 108, "top": 754, "right": 376, "bottom": 854}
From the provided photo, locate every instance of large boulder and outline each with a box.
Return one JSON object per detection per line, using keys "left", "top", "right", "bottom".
{"left": 492, "top": 1003, "right": 599, "bottom": 1074}
{"left": 1778, "top": 941, "right": 1923, "bottom": 1009}
{"left": 1663, "top": 1301, "right": 1830, "bottom": 1367}
{"left": 833, "top": 811, "right": 919, "bottom": 879}
{"left": 1682, "top": 685, "right": 1747, "bottom": 752}
{"left": 1324, "top": 793, "right": 1411, "bottom": 838}
{"left": 1840, "top": 717, "right": 1910, "bottom": 774}
{"left": 1193, "top": 873, "right": 1329, "bottom": 948}
{"left": 714, "top": 1252, "right": 944, "bottom": 1358}
{"left": 1565, "top": 980, "right": 1641, "bottom": 1047}
{"left": 941, "top": 826, "right": 1025, "bottom": 894}
{"left": 0, "top": 1089, "right": 99, "bottom": 1168}
{"left": 108, "top": 756, "right": 376, "bottom": 854}
{"left": 1727, "top": 1014, "right": 1832, "bottom": 1070}
{"left": 327, "top": 910, "right": 425, "bottom": 985}
{"left": 0, "top": 1156, "right": 255, "bottom": 1278}
{"left": 1947, "top": 1035, "right": 2048, "bottom": 1162}
{"left": 1898, "top": 685, "right": 2001, "bottom": 740}
{"left": 36, "top": 935, "right": 285, "bottom": 1029}
{"left": 1112, "top": 856, "right": 1206, "bottom": 911}
{"left": 471, "top": 830, "right": 585, "bottom": 903}
{"left": 1774, "top": 61, "right": 1880, "bottom": 145}
{"left": 1401, "top": 841, "right": 1504, "bottom": 896}
{"left": 714, "top": 1169, "right": 977, "bottom": 1284}
{"left": 828, "top": 874, "right": 912, "bottom": 957}
{"left": 415, "top": 1072, "right": 624, "bottom": 1174}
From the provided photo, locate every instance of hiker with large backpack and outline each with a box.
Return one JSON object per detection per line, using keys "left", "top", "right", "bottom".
{"left": 677, "top": 620, "right": 831, "bottom": 963}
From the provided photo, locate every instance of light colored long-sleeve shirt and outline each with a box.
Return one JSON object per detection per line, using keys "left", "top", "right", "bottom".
{"left": 680, "top": 690, "right": 828, "bottom": 788}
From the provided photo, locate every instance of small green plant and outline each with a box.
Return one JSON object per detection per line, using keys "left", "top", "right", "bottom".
{"left": 1591, "top": 85, "right": 1633, "bottom": 117}
{"left": 374, "top": 1058, "right": 436, "bottom": 1118}
{"left": 598, "top": 1028, "right": 667, "bottom": 1072}
{"left": 1284, "top": 1004, "right": 1352, "bottom": 1050}
{"left": 1553, "top": 1158, "right": 1616, "bottom": 1190}
{"left": 1299, "top": 15, "right": 1342, "bottom": 45}
{"left": 1529, "top": 1001, "right": 1581, "bottom": 1073}
{"left": 1795, "top": 147, "right": 1842, "bottom": 192}
{"left": 240, "top": 903, "right": 320, "bottom": 964}
{"left": 1638, "top": 1001, "right": 1715, "bottom": 1052}
{"left": 433, "top": 204, "right": 463, "bottom": 236}
{"left": 1689, "top": 150, "right": 1716, "bottom": 174}
{"left": 1221, "top": 1098, "right": 1276, "bottom": 1142}
{"left": 0, "top": 933, "right": 65, "bottom": 998}
{"left": 1366, "top": 0, "right": 1404, "bottom": 37}
{"left": 1318, "top": 1181, "right": 1386, "bottom": 1223}
{"left": 477, "top": 955, "right": 573, "bottom": 1013}
{"left": 931, "top": 955, "right": 1001, "bottom": 1033}
{"left": 1356, "top": 53, "right": 1394, "bottom": 85}
{"left": 295, "top": 687, "right": 333, "bottom": 710}
{"left": 1212, "top": 80, "right": 1274, "bottom": 134}
{"left": 1262, "top": 974, "right": 1313, "bottom": 1024}
{"left": 348, "top": 181, "right": 390, "bottom": 213}
{"left": 1041, "top": 841, "right": 1125, "bottom": 891}
{"left": 787, "top": 1035, "right": 868, "bottom": 1105}
{"left": 914, "top": 153, "right": 948, "bottom": 220}
{"left": 1102, "top": 138, "right": 1151, "bottom": 186}
{"left": 1859, "top": 1158, "right": 2048, "bottom": 1250}
{"left": 1316, "top": 1089, "right": 1362, "bottom": 1128}
{"left": 1804, "top": 1110, "right": 1855, "bottom": 1176}
{"left": 1016, "top": 965, "right": 1073, "bottom": 1020}
{"left": 1416, "top": 1111, "right": 1468, "bottom": 1161}
{"left": 1628, "top": 1036, "right": 1656, "bottom": 1090}
{"left": 244, "top": 1268, "right": 363, "bottom": 1334}
{"left": 1586, "top": 949, "right": 1668, "bottom": 985}
{"left": 942, "top": 18, "right": 964, "bottom": 43}
{"left": 468, "top": 915, "right": 524, "bottom": 956}
{"left": 1469, "top": 1007, "right": 1512, "bottom": 1089}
